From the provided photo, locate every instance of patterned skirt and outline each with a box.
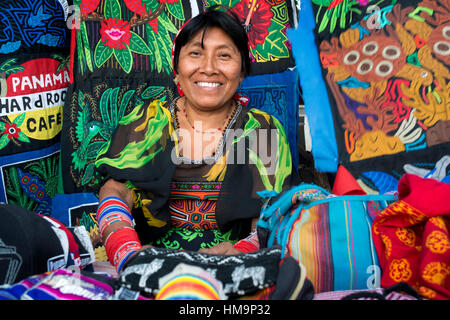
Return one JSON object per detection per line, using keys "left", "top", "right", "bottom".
{"left": 149, "top": 181, "right": 234, "bottom": 251}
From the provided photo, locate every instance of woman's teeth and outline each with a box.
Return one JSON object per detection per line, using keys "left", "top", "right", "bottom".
{"left": 197, "top": 82, "right": 220, "bottom": 87}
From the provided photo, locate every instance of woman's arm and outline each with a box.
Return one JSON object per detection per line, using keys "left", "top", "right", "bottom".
{"left": 97, "top": 179, "right": 149, "bottom": 273}
{"left": 98, "top": 179, "right": 134, "bottom": 243}
{"left": 99, "top": 179, "right": 133, "bottom": 207}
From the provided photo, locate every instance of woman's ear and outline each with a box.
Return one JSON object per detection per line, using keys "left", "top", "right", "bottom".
{"left": 173, "top": 75, "right": 184, "bottom": 96}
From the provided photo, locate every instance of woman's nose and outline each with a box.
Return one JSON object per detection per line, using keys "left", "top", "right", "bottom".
{"left": 200, "top": 54, "right": 217, "bottom": 74}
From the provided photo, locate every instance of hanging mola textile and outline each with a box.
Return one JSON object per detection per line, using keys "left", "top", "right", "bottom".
{"left": 0, "top": 0, "right": 71, "bottom": 215}
{"left": 290, "top": 0, "right": 449, "bottom": 194}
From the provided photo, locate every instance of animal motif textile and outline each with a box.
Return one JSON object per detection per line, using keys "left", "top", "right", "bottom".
{"left": 0, "top": 254, "right": 314, "bottom": 300}
{"left": 372, "top": 173, "right": 450, "bottom": 300}
{"left": 257, "top": 183, "right": 396, "bottom": 293}
{"left": 60, "top": 0, "right": 186, "bottom": 193}
{"left": 291, "top": 0, "right": 450, "bottom": 193}
{"left": 118, "top": 246, "right": 282, "bottom": 298}
{"left": 60, "top": 0, "right": 300, "bottom": 195}
{"left": 0, "top": 0, "right": 70, "bottom": 214}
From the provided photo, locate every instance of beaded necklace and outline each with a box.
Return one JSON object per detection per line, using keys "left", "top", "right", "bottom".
{"left": 175, "top": 98, "right": 237, "bottom": 134}
{"left": 172, "top": 97, "right": 239, "bottom": 160}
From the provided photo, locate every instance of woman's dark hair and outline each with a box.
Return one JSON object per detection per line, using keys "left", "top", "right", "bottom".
{"left": 173, "top": 8, "right": 251, "bottom": 76}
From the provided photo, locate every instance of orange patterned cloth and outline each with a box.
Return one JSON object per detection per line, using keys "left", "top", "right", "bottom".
{"left": 168, "top": 181, "right": 221, "bottom": 230}
{"left": 372, "top": 174, "right": 450, "bottom": 300}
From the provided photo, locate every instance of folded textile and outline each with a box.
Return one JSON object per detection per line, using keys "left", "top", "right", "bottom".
{"left": 373, "top": 174, "right": 450, "bottom": 300}
{"left": 0, "top": 269, "right": 116, "bottom": 300}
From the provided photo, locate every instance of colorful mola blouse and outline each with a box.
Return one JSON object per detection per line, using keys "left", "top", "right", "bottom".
{"left": 95, "top": 98, "right": 298, "bottom": 249}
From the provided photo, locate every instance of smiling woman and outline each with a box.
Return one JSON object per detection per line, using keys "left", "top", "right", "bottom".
{"left": 171, "top": 11, "right": 248, "bottom": 161}
{"left": 175, "top": 27, "right": 243, "bottom": 114}
{"left": 94, "top": 8, "right": 299, "bottom": 274}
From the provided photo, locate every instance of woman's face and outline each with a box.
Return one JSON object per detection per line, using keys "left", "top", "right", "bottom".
{"left": 176, "top": 26, "right": 244, "bottom": 111}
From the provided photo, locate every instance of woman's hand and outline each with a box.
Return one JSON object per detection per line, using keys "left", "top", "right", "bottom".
{"left": 127, "top": 244, "right": 154, "bottom": 261}
{"left": 198, "top": 242, "right": 243, "bottom": 255}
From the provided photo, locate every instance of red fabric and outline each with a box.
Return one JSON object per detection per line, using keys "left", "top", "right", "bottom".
{"left": 397, "top": 173, "right": 450, "bottom": 217}
{"left": 233, "top": 239, "right": 258, "bottom": 253}
{"left": 372, "top": 174, "right": 450, "bottom": 300}
{"left": 233, "top": 231, "right": 259, "bottom": 253}
{"left": 332, "top": 165, "right": 366, "bottom": 195}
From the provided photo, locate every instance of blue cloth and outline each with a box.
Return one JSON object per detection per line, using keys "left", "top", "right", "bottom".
{"left": 51, "top": 192, "right": 99, "bottom": 226}
{"left": 287, "top": 0, "right": 338, "bottom": 172}
{"left": 239, "top": 69, "right": 300, "bottom": 167}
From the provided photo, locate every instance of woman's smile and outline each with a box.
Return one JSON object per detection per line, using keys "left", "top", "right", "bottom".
{"left": 195, "top": 81, "right": 222, "bottom": 88}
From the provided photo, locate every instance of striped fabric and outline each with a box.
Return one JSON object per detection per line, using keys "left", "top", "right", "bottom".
{"left": 258, "top": 184, "right": 396, "bottom": 294}
{"left": 156, "top": 274, "right": 224, "bottom": 300}
{"left": 0, "top": 269, "right": 115, "bottom": 300}
{"left": 155, "top": 264, "right": 226, "bottom": 300}
{"left": 288, "top": 196, "right": 380, "bottom": 292}
{"left": 287, "top": 196, "right": 390, "bottom": 293}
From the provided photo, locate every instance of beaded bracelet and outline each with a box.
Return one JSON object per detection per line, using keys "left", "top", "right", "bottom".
{"left": 97, "top": 197, "right": 134, "bottom": 236}
{"left": 99, "top": 214, "right": 133, "bottom": 235}
{"left": 115, "top": 241, "right": 142, "bottom": 273}
{"left": 98, "top": 207, "right": 133, "bottom": 226}
{"left": 103, "top": 226, "right": 136, "bottom": 247}
{"left": 104, "top": 227, "right": 142, "bottom": 273}
{"left": 97, "top": 197, "right": 133, "bottom": 223}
